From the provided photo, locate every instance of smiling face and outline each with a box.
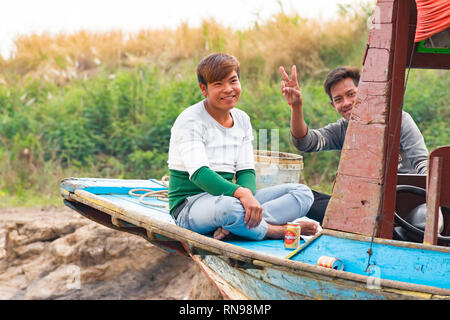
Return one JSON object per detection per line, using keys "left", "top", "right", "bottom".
{"left": 200, "top": 70, "right": 241, "bottom": 113}
{"left": 330, "top": 77, "right": 358, "bottom": 120}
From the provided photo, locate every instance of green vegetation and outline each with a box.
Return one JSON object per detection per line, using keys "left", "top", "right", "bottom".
{"left": 0, "top": 2, "right": 448, "bottom": 207}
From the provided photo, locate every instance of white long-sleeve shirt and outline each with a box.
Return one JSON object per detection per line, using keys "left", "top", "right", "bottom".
{"left": 168, "top": 100, "right": 255, "bottom": 178}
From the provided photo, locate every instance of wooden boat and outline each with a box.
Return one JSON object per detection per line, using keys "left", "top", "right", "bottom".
{"left": 60, "top": 176, "right": 450, "bottom": 300}
{"left": 60, "top": 0, "right": 450, "bottom": 300}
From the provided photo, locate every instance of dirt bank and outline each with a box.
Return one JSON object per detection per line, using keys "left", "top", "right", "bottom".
{"left": 0, "top": 206, "right": 222, "bottom": 300}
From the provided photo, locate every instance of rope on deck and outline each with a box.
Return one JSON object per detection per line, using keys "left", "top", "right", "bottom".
{"left": 128, "top": 176, "right": 169, "bottom": 210}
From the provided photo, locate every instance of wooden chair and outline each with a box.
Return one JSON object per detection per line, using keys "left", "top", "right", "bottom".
{"left": 424, "top": 146, "right": 450, "bottom": 245}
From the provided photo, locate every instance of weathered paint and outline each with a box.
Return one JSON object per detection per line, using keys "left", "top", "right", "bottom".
{"left": 199, "top": 255, "right": 402, "bottom": 300}
{"left": 102, "top": 194, "right": 174, "bottom": 224}
{"left": 425, "top": 156, "right": 442, "bottom": 245}
{"left": 61, "top": 177, "right": 175, "bottom": 224}
{"left": 63, "top": 199, "right": 187, "bottom": 256}
{"left": 425, "top": 146, "right": 450, "bottom": 245}
{"left": 291, "top": 234, "right": 450, "bottom": 289}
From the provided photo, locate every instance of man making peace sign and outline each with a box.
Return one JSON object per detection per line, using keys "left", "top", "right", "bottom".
{"left": 280, "top": 65, "right": 429, "bottom": 223}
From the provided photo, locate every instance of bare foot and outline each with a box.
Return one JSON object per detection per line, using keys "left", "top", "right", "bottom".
{"left": 213, "top": 227, "right": 230, "bottom": 240}
{"left": 298, "top": 221, "right": 319, "bottom": 236}
{"left": 265, "top": 221, "right": 319, "bottom": 239}
{"left": 265, "top": 224, "right": 287, "bottom": 239}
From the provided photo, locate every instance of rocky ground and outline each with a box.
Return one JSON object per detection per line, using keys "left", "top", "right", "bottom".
{"left": 0, "top": 206, "right": 223, "bottom": 300}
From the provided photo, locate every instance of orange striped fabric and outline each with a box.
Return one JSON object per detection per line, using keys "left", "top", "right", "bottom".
{"left": 414, "top": 0, "right": 450, "bottom": 42}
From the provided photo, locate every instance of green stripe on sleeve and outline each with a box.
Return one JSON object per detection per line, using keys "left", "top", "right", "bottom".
{"left": 191, "top": 166, "right": 239, "bottom": 197}
{"left": 236, "top": 169, "right": 256, "bottom": 194}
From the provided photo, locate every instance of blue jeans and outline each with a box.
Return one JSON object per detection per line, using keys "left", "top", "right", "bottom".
{"left": 175, "top": 183, "right": 314, "bottom": 240}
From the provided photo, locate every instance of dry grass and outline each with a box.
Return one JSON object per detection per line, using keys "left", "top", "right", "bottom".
{"left": 0, "top": 7, "right": 370, "bottom": 85}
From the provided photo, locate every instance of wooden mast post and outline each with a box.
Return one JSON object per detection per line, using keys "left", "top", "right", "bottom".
{"left": 322, "top": 0, "right": 413, "bottom": 238}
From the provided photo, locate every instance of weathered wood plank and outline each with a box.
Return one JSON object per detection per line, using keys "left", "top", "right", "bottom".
{"left": 424, "top": 157, "right": 443, "bottom": 245}
{"left": 377, "top": 0, "right": 412, "bottom": 238}
{"left": 351, "top": 93, "right": 389, "bottom": 125}
{"left": 339, "top": 124, "right": 387, "bottom": 180}
{"left": 324, "top": 174, "right": 383, "bottom": 235}
{"left": 356, "top": 81, "right": 391, "bottom": 96}
{"left": 373, "top": 1, "right": 396, "bottom": 24}
{"left": 368, "top": 23, "right": 394, "bottom": 50}
{"left": 361, "top": 48, "right": 391, "bottom": 82}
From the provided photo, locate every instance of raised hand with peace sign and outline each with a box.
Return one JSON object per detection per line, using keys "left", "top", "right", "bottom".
{"left": 280, "top": 65, "right": 302, "bottom": 109}
{"left": 280, "top": 65, "right": 308, "bottom": 139}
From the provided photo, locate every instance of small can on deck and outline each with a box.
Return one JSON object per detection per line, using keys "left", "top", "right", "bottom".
{"left": 284, "top": 222, "right": 301, "bottom": 249}
{"left": 317, "top": 256, "right": 344, "bottom": 270}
